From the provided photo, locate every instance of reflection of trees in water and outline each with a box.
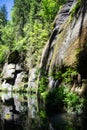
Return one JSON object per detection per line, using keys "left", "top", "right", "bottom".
{"left": 0, "top": 93, "right": 87, "bottom": 130}
{"left": 22, "top": 95, "right": 39, "bottom": 130}
{"left": 1, "top": 97, "right": 20, "bottom": 121}
{"left": 24, "top": 95, "right": 52, "bottom": 130}
{"left": 49, "top": 113, "right": 87, "bottom": 130}
{"left": 0, "top": 94, "right": 22, "bottom": 130}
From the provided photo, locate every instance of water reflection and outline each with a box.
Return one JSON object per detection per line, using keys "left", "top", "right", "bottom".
{"left": 0, "top": 92, "right": 87, "bottom": 130}
{"left": 49, "top": 113, "right": 87, "bottom": 130}
{"left": 0, "top": 92, "right": 50, "bottom": 130}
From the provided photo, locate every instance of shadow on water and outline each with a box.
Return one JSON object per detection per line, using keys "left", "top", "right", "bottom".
{"left": 49, "top": 113, "right": 87, "bottom": 130}
{"left": 0, "top": 92, "right": 87, "bottom": 130}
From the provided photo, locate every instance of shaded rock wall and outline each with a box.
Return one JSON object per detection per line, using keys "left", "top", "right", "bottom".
{"left": 40, "top": 0, "right": 87, "bottom": 70}
{"left": 40, "top": 0, "right": 75, "bottom": 72}
{"left": 1, "top": 51, "right": 27, "bottom": 91}
{"left": 40, "top": 0, "right": 87, "bottom": 90}
{"left": 0, "top": 50, "right": 37, "bottom": 92}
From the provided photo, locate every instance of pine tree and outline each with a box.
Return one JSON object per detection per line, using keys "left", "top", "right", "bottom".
{"left": 0, "top": 4, "right": 7, "bottom": 26}
{"left": 0, "top": 5, "right": 7, "bottom": 44}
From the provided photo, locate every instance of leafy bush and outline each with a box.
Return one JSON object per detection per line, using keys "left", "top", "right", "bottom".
{"left": 50, "top": 67, "right": 78, "bottom": 83}
{"left": 13, "top": 37, "right": 27, "bottom": 52}
{"left": 39, "top": 76, "right": 48, "bottom": 94}
{"left": 45, "top": 85, "right": 84, "bottom": 114}
{"left": 64, "top": 91, "right": 83, "bottom": 113}
{"left": 62, "top": 68, "right": 77, "bottom": 83}
{"left": 45, "top": 87, "right": 65, "bottom": 112}
{"left": 0, "top": 45, "right": 9, "bottom": 64}
{"left": 39, "top": 0, "right": 67, "bottom": 22}
{"left": 49, "top": 69, "right": 62, "bottom": 80}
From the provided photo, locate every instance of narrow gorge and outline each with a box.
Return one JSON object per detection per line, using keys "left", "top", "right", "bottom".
{"left": 0, "top": 0, "right": 87, "bottom": 117}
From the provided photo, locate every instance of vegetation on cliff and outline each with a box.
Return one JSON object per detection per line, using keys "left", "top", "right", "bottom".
{"left": 0, "top": 0, "right": 87, "bottom": 114}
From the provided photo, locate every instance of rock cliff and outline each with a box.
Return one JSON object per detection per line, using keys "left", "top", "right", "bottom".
{"left": 0, "top": 0, "right": 87, "bottom": 95}
{"left": 40, "top": 0, "right": 87, "bottom": 91}
{"left": 0, "top": 51, "right": 28, "bottom": 91}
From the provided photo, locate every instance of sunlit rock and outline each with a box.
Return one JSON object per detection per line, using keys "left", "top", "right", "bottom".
{"left": 48, "top": 77, "right": 55, "bottom": 89}
{"left": 1, "top": 80, "right": 12, "bottom": 91}
{"left": 28, "top": 68, "right": 37, "bottom": 90}
{"left": 14, "top": 72, "right": 24, "bottom": 88}
{"left": 2, "top": 63, "right": 15, "bottom": 79}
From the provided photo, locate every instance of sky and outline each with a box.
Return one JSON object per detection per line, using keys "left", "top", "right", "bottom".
{"left": 0, "top": 0, "right": 14, "bottom": 20}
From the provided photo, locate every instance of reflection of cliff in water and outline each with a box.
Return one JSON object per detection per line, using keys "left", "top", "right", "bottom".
{"left": 0, "top": 92, "right": 44, "bottom": 130}
{"left": 0, "top": 93, "right": 21, "bottom": 130}
{"left": 0, "top": 92, "right": 87, "bottom": 130}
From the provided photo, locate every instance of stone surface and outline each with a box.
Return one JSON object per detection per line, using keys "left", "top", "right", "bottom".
{"left": 1, "top": 50, "right": 26, "bottom": 91}
{"left": 14, "top": 72, "right": 24, "bottom": 88}
{"left": 41, "top": 0, "right": 87, "bottom": 69}
{"left": 40, "top": 0, "right": 87, "bottom": 89}
{"left": 28, "top": 68, "right": 37, "bottom": 89}
{"left": 2, "top": 63, "right": 15, "bottom": 79}
{"left": 40, "top": 0, "right": 74, "bottom": 71}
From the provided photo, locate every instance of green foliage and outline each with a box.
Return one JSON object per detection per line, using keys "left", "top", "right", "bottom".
{"left": 13, "top": 37, "right": 27, "bottom": 52}
{"left": 39, "top": 76, "right": 48, "bottom": 94}
{"left": 64, "top": 91, "right": 84, "bottom": 113}
{"left": 0, "top": 5, "right": 7, "bottom": 26}
{"left": 0, "top": 5, "right": 7, "bottom": 44}
{"left": 40, "top": 91, "right": 49, "bottom": 101}
{"left": 13, "top": 0, "right": 67, "bottom": 67}
{"left": 38, "top": 110, "right": 49, "bottom": 129}
{"left": 1, "top": 22, "right": 14, "bottom": 47}
{"left": 50, "top": 69, "right": 62, "bottom": 80}
{"left": 62, "top": 68, "right": 77, "bottom": 83}
{"left": 39, "top": 0, "right": 57, "bottom": 22}
{"left": 24, "top": 20, "right": 49, "bottom": 65}
{"left": 50, "top": 67, "right": 77, "bottom": 83}
{"left": 39, "top": 0, "right": 66, "bottom": 22}
{"left": 39, "top": 110, "right": 46, "bottom": 119}
{"left": 70, "top": 0, "right": 81, "bottom": 18}
{"left": 46, "top": 87, "right": 65, "bottom": 112}
{"left": 45, "top": 85, "right": 84, "bottom": 114}
{"left": 0, "top": 45, "right": 9, "bottom": 64}
{"left": 12, "top": 0, "right": 31, "bottom": 37}
{"left": 0, "top": 0, "right": 67, "bottom": 67}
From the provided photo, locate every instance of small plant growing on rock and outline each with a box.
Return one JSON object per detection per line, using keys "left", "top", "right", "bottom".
{"left": 62, "top": 68, "right": 78, "bottom": 83}
{"left": 69, "top": 0, "right": 81, "bottom": 21}
{"left": 39, "top": 76, "right": 48, "bottom": 94}
{"left": 64, "top": 91, "right": 84, "bottom": 113}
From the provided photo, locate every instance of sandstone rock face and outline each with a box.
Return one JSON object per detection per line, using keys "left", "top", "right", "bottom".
{"left": 14, "top": 72, "right": 25, "bottom": 88}
{"left": 41, "top": 0, "right": 87, "bottom": 70}
{"left": 28, "top": 68, "right": 37, "bottom": 90}
{"left": 40, "top": 0, "right": 87, "bottom": 89}
{"left": 2, "top": 63, "right": 15, "bottom": 79}
{"left": 1, "top": 51, "right": 26, "bottom": 91}
{"left": 40, "top": 0, "right": 75, "bottom": 71}
{"left": 52, "top": 12, "right": 87, "bottom": 67}
{"left": 0, "top": 50, "right": 37, "bottom": 91}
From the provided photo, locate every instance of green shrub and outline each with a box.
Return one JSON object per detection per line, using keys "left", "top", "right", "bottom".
{"left": 45, "top": 87, "right": 65, "bottom": 112}
{"left": 0, "top": 45, "right": 9, "bottom": 64}
{"left": 63, "top": 86, "right": 84, "bottom": 114}
{"left": 45, "top": 85, "right": 84, "bottom": 114}
{"left": 49, "top": 68, "right": 63, "bottom": 81}
{"left": 64, "top": 92, "right": 79, "bottom": 111}
{"left": 13, "top": 37, "right": 27, "bottom": 52}
{"left": 50, "top": 67, "right": 78, "bottom": 83}
{"left": 62, "top": 68, "right": 77, "bottom": 83}
{"left": 39, "top": 76, "right": 48, "bottom": 94}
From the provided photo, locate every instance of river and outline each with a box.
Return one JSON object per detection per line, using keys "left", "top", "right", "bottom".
{"left": 0, "top": 92, "right": 87, "bottom": 130}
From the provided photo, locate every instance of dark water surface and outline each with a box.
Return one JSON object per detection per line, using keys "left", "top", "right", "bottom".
{"left": 0, "top": 92, "right": 87, "bottom": 130}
